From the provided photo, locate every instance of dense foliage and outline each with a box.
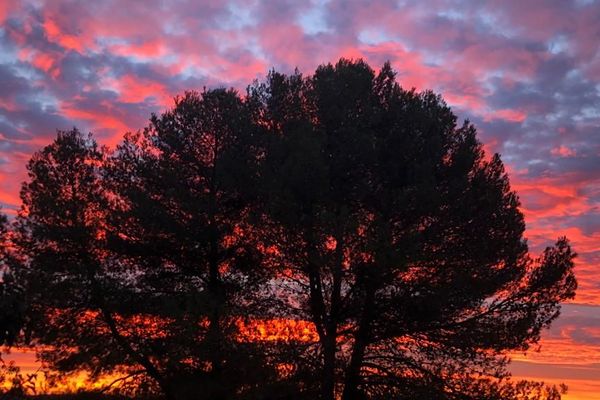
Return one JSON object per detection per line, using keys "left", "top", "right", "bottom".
{"left": 0, "top": 59, "right": 576, "bottom": 400}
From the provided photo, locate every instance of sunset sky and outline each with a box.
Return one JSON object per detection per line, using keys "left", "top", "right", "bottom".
{"left": 0, "top": 0, "right": 599, "bottom": 398}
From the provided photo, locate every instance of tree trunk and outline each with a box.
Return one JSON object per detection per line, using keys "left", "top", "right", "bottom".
{"left": 307, "top": 257, "right": 335, "bottom": 400}
{"left": 321, "top": 334, "right": 337, "bottom": 400}
{"left": 323, "top": 231, "right": 344, "bottom": 400}
{"left": 207, "top": 184, "right": 225, "bottom": 400}
{"left": 342, "top": 286, "right": 374, "bottom": 400}
{"left": 207, "top": 235, "right": 224, "bottom": 399}
{"left": 341, "top": 333, "right": 367, "bottom": 400}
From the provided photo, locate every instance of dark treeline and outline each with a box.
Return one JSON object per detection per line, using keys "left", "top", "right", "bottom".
{"left": 0, "top": 59, "right": 576, "bottom": 400}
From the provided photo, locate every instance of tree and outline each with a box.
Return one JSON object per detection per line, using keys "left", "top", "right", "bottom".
{"left": 104, "top": 88, "right": 281, "bottom": 399}
{"left": 4, "top": 59, "right": 576, "bottom": 400}
{"left": 249, "top": 59, "right": 576, "bottom": 400}
{"left": 12, "top": 101, "right": 284, "bottom": 398}
{"left": 11, "top": 129, "right": 172, "bottom": 396}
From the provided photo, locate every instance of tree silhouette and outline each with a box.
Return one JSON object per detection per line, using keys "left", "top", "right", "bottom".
{"left": 11, "top": 129, "right": 173, "bottom": 396}
{"left": 11, "top": 106, "right": 283, "bottom": 398}
{"left": 249, "top": 59, "right": 576, "bottom": 400}
{"left": 1, "top": 59, "right": 577, "bottom": 400}
{"left": 105, "top": 89, "right": 281, "bottom": 399}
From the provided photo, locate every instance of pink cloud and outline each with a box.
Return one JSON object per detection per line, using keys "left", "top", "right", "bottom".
{"left": 105, "top": 74, "right": 171, "bottom": 106}
{"left": 42, "top": 18, "right": 89, "bottom": 53}
{"left": 484, "top": 108, "right": 528, "bottom": 123}
{"left": 511, "top": 174, "right": 591, "bottom": 220}
{"left": 109, "top": 40, "right": 165, "bottom": 59}
{"left": 552, "top": 145, "right": 577, "bottom": 158}
{"left": 0, "top": 0, "right": 21, "bottom": 24}
{"left": 59, "top": 103, "right": 134, "bottom": 147}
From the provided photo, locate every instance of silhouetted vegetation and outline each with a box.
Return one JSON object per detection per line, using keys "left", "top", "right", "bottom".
{"left": 0, "top": 59, "right": 576, "bottom": 399}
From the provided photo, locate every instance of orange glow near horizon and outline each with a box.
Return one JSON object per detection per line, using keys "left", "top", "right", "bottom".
{"left": 237, "top": 318, "right": 319, "bottom": 343}
{"left": 4, "top": 332, "right": 599, "bottom": 399}
{"left": 4, "top": 315, "right": 598, "bottom": 398}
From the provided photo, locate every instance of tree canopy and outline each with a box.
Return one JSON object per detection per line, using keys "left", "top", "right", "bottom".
{"left": 0, "top": 59, "right": 576, "bottom": 400}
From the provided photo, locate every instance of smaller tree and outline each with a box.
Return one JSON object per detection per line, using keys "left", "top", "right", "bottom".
{"left": 13, "top": 129, "right": 174, "bottom": 397}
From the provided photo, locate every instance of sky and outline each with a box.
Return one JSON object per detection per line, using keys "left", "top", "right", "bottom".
{"left": 0, "top": 0, "right": 599, "bottom": 398}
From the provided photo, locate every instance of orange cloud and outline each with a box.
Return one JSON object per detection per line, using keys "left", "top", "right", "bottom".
{"left": 18, "top": 48, "right": 61, "bottom": 78}
{"left": 61, "top": 106, "right": 128, "bottom": 133}
{"left": 109, "top": 40, "right": 165, "bottom": 59}
{"left": 552, "top": 146, "right": 577, "bottom": 158}
{"left": 59, "top": 103, "right": 132, "bottom": 147}
{"left": 484, "top": 108, "right": 527, "bottom": 123}
{"left": 511, "top": 175, "right": 590, "bottom": 221}
{"left": 42, "top": 18, "right": 89, "bottom": 53}
{"left": 106, "top": 74, "right": 171, "bottom": 106}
